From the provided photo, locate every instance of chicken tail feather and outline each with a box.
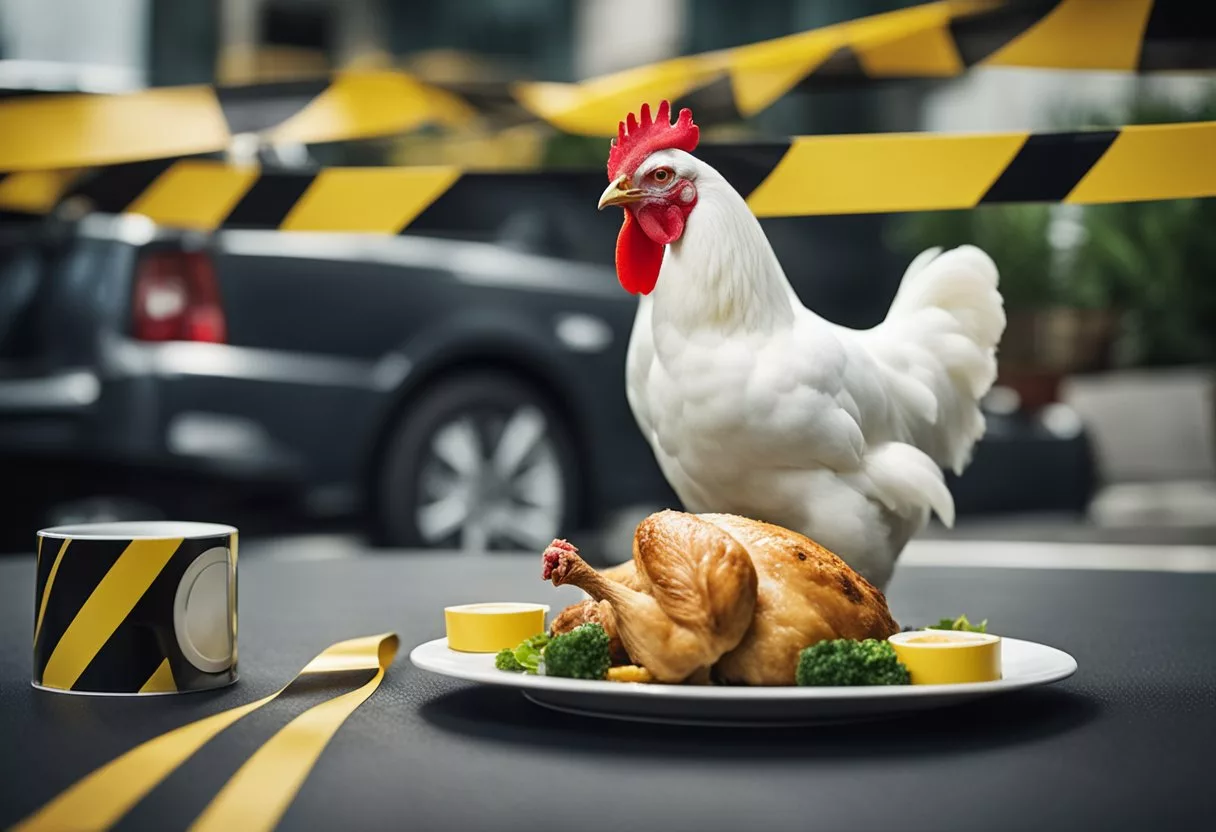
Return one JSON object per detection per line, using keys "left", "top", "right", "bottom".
{"left": 867, "top": 245, "right": 1005, "bottom": 475}
{"left": 848, "top": 442, "right": 956, "bottom": 529}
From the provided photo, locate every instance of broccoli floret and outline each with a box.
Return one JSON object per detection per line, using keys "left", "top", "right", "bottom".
{"left": 495, "top": 648, "right": 525, "bottom": 672}
{"left": 511, "top": 632, "right": 550, "bottom": 674}
{"left": 796, "top": 639, "right": 910, "bottom": 686}
{"left": 542, "top": 623, "right": 611, "bottom": 680}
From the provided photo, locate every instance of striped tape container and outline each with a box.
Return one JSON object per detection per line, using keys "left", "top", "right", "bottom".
{"left": 33, "top": 521, "right": 238, "bottom": 695}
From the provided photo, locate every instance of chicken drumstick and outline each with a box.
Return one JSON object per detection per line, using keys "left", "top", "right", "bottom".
{"left": 543, "top": 512, "right": 757, "bottom": 684}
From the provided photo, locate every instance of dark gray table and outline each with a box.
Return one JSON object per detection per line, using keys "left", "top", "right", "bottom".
{"left": 2, "top": 552, "right": 1212, "bottom": 831}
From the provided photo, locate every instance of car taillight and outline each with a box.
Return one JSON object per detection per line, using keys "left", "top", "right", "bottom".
{"left": 131, "top": 251, "right": 226, "bottom": 343}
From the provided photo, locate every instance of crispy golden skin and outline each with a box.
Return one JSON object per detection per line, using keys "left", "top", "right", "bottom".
{"left": 701, "top": 512, "right": 899, "bottom": 685}
{"left": 544, "top": 510, "right": 898, "bottom": 685}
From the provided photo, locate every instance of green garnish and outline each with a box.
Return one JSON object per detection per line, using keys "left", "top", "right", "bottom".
{"left": 928, "top": 614, "right": 988, "bottom": 633}
{"left": 795, "top": 639, "right": 910, "bottom": 687}
{"left": 510, "top": 632, "right": 550, "bottom": 674}
{"left": 495, "top": 648, "right": 525, "bottom": 672}
{"left": 543, "top": 623, "right": 612, "bottom": 680}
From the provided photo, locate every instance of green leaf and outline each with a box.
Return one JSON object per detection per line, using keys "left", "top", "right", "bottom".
{"left": 928, "top": 614, "right": 987, "bottom": 633}
{"left": 511, "top": 632, "right": 550, "bottom": 674}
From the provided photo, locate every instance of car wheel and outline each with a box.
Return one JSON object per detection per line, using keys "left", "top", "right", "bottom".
{"left": 375, "top": 372, "right": 579, "bottom": 552}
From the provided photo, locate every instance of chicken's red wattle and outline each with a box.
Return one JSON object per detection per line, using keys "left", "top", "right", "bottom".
{"left": 615, "top": 212, "right": 664, "bottom": 296}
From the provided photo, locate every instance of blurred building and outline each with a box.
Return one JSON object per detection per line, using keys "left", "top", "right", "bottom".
{"left": 0, "top": 0, "right": 147, "bottom": 90}
{"left": 2, "top": 1, "right": 916, "bottom": 93}
{"left": 3, "top": 0, "right": 1208, "bottom": 121}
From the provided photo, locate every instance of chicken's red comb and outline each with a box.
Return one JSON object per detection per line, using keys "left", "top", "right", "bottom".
{"left": 606, "top": 101, "right": 699, "bottom": 181}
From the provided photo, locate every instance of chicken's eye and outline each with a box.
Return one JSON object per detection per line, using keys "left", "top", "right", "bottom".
{"left": 652, "top": 168, "right": 671, "bottom": 184}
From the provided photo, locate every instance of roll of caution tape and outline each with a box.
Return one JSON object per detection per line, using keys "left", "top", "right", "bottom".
{"left": 445, "top": 602, "right": 548, "bottom": 652}
{"left": 888, "top": 630, "right": 1002, "bottom": 685}
{"left": 33, "top": 521, "right": 238, "bottom": 695}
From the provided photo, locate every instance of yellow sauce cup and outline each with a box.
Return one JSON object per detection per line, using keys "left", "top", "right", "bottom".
{"left": 444, "top": 603, "right": 549, "bottom": 653}
{"left": 888, "top": 629, "right": 1002, "bottom": 685}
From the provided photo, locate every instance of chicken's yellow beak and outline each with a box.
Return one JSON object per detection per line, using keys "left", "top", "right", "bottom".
{"left": 598, "top": 174, "right": 644, "bottom": 210}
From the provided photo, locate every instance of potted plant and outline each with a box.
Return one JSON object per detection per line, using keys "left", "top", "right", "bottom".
{"left": 1064, "top": 85, "right": 1216, "bottom": 370}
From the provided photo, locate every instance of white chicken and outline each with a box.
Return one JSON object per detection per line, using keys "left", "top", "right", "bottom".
{"left": 598, "top": 102, "right": 1005, "bottom": 589}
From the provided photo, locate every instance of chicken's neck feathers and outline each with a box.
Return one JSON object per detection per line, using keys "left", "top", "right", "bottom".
{"left": 651, "top": 164, "right": 796, "bottom": 335}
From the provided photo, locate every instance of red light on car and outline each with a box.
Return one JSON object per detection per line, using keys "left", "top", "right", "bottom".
{"left": 132, "top": 251, "right": 226, "bottom": 343}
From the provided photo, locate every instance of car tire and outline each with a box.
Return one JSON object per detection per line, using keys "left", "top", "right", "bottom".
{"left": 374, "top": 371, "right": 580, "bottom": 552}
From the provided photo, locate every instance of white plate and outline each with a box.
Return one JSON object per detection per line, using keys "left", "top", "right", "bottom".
{"left": 409, "top": 636, "right": 1078, "bottom": 726}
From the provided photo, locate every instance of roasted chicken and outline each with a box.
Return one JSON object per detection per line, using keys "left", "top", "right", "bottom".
{"left": 543, "top": 510, "right": 899, "bottom": 685}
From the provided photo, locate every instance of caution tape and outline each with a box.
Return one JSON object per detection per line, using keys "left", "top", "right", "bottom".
{"left": 744, "top": 120, "right": 1216, "bottom": 215}
{"left": 1, "top": 0, "right": 1213, "bottom": 171}
{"left": 3, "top": 120, "right": 1211, "bottom": 230}
{"left": 512, "top": 0, "right": 1212, "bottom": 137}
{"left": 0, "top": 72, "right": 476, "bottom": 172}
{"left": 13, "top": 633, "right": 399, "bottom": 832}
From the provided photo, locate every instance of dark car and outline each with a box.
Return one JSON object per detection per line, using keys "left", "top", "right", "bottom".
{"left": 0, "top": 174, "right": 1095, "bottom": 553}
{"left": 0, "top": 178, "right": 680, "bottom": 552}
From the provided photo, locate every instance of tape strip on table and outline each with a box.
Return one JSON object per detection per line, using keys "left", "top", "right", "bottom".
{"left": 188, "top": 634, "right": 400, "bottom": 832}
{"left": 12, "top": 632, "right": 399, "bottom": 832}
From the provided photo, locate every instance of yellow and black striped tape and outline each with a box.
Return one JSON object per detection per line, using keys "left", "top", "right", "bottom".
{"left": 32, "top": 526, "right": 237, "bottom": 694}
{"left": 512, "top": 0, "right": 1214, "bottom": 137}
{"left": 3, "top": 120, "right": 1211, "bottom": 231}
{"left": 15, "top": 633, "right": 399, "bottom": 832}
{"left": 0, "top": 71, "right": 477, "bottom": 173}
{"left": 1, "top": 0, "right": 1212, "bottom": 171}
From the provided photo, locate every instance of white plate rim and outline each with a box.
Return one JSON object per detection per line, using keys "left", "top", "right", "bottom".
{"left": 408, "top": 636, "right": 1077, "bottom": 700}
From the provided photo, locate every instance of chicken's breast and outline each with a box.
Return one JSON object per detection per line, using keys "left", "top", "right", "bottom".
{"left": 699, "top": 513, "right": 899, "bottom": 685}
